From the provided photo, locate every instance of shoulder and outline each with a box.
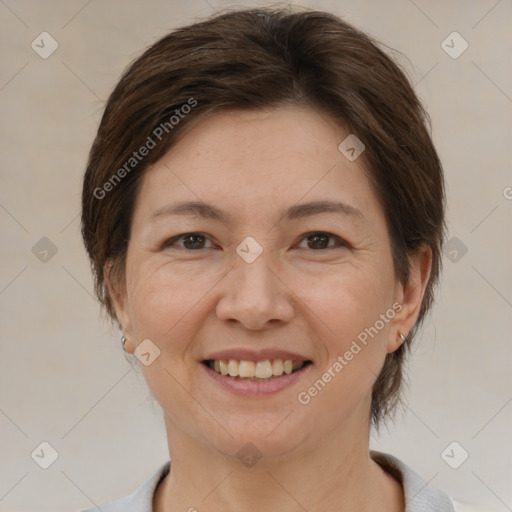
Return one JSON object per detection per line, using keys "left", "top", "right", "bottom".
{"left": 79, "top": 461, "right": 170, "bottom": 512}
{"left": 371, "top": 451, "right": 497, "bottom": 512}
{"left": 372, "top": 450, "right": 456, "bottom": 511}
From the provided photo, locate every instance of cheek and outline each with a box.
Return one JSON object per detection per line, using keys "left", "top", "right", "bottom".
{"left": 298, "top": 260, "right": 395, "bottom": 343}
{"left": 125, "top": 256, "right": 223, "bottom": 344}
{"left": 295, "top": 272, "right": 394, "bottom": 419}
{"left": 124, "top": 258, "right": 222, "bottom": 422}
{"left": 297, "top": 260, "right": 395, "bottom": 393}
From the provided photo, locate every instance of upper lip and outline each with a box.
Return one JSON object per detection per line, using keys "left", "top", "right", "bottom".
{"left": 203, "top": 348, "right": 311, "bottom": 362}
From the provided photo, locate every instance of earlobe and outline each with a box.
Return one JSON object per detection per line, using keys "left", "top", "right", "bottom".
{"left": 103, "top": 260, "right": 133, "bottom": 341}
{"left": 387, "top": 245, "right": 432, "bottom": 353}
{"left": 387, "top": 331, "right": 406, "bottom": 353}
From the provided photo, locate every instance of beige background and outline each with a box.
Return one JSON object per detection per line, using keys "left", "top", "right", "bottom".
{"left": 1, "top": 1, "right": 511, "bottom": 511}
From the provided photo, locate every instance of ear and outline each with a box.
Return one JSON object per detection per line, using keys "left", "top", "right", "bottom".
{"left": 104, "top": 260, "right": 134, "bottom": 351}
{"left": 388, "top": 244, "right": 432, "bottom": 353}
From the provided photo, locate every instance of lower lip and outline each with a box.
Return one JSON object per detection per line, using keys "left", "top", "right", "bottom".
{"left": 200, "top": 362, "right": 312, "bottom": 397}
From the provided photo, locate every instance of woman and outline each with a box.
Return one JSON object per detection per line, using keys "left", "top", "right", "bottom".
{"left": 81, "top": 7, "right": 457, "bottom": 511}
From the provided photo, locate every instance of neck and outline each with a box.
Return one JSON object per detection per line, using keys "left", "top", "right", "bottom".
{"left": 153, "top": 416, "right": 404, "bottom": 512}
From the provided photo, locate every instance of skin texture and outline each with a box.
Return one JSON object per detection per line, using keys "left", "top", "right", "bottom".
{"left": 107, "top": 107, "right": 431, "bottom": 512}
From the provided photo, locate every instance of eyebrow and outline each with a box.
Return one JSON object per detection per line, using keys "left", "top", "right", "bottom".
{"left": 149, "top": 200, "right": 364, "bottom": 224}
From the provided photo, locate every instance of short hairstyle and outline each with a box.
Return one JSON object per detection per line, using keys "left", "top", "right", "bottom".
{"left": 81, "top": 7, "right": 446, "bottom": 427}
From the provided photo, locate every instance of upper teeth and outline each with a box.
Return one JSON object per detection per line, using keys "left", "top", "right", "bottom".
{"left": 209, "top": 359, "right": 305, "bottom": 379}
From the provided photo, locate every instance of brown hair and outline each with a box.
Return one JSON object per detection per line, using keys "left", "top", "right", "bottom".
{"left": 81, "top": 7, "right": 445, "bottom": 427}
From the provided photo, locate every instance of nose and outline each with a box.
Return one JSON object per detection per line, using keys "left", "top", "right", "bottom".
{"left": 216, "top": 255, "right": 295, "bottom": 330}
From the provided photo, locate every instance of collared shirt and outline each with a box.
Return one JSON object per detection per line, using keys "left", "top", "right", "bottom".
{"left": 81, "top": 451, "right": 465, "bottom": 511}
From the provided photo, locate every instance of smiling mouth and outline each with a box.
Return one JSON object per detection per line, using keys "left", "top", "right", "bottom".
{"left": 202, "top": 359, "right": 312, "bottom": 381}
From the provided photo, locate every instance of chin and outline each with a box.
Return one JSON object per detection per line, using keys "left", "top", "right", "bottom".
{"left": 204, "top": 412, "right": 309, "bottom": 462}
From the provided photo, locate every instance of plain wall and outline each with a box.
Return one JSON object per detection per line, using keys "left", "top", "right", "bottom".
{"left": 0, "top": 1, "right": 510, "bottom": 511}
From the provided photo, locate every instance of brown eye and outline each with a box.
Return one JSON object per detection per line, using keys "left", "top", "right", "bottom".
{"left": 163, "top": 233, "right": 213, "bottom": 250}
{"left": 297, "top": 232, "right": 346, "bottom": 250}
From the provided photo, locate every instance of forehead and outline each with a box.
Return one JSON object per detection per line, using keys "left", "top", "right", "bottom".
{"left": 132, "top": 107, "right": 383, "bottom": 226}
{"left": 166, "top": 107, "right": 347, "bottom": 173}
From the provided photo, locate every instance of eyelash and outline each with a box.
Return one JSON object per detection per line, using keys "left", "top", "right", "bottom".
{"left": 161, "top": 232, "right": 349, "bottom": 251}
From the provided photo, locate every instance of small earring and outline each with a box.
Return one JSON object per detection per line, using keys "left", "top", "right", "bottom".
{"left": 121, "top": 336, "right": 128, "bottom": 351}
{"left": 399, "top": 332, "right": 406, "bottom": 343}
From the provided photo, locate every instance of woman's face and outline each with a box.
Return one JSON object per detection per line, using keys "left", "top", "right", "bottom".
{"left": 110, "top": 107, "right": 426, "bottom": 461}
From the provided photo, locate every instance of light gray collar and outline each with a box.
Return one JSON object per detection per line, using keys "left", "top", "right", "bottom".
{"left": 371, "top": 451, "right": 455, "bottom": 511}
